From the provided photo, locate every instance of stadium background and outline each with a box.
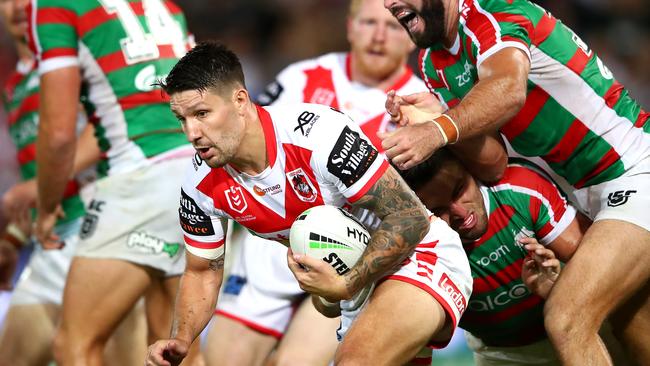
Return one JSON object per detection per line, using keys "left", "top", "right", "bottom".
{"left": 0, "top": 0, "right": 648, "bottom": 363}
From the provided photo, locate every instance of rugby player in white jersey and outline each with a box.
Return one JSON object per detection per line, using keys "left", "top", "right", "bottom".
{"left": 145, "top": 41, "right": 477, "bottom": 366}
{"left": 205, "top": 1, "right": 429, "bottom": 364}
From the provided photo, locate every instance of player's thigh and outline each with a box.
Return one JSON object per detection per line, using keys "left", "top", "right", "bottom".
{"left": 104, "top": 300, "right": 148, "bottom": 366}
{"left": 205, "top": 314, "right": 278, "bottom": 366}
{"left": 0, "top": 303, "right": 59, "bottom": 366}
{"left": 59, "top": 257, "right": 152, "bottom": 340}
{"left": 272, "top": 298, "right": 339, "bottom": 366}
{"left": 145, "top": 275, "right": 181, "bottom": 341}
{"left": 335, "top": 279, "right": 447, "bottom": 366}
{"left": 546, "top": 219, "right": 650, "bottom": 321}
{"left": 609, "top": 281, "right": 650, "bottom": 364}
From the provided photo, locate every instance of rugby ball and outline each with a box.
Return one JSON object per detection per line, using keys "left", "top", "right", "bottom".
{"left": 290, "top": 205, "right": 369, "bottom": 275}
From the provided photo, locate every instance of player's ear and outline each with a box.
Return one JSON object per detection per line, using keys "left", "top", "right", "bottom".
{"left": 232, "top": 88, "right": 250, "bottom": 111}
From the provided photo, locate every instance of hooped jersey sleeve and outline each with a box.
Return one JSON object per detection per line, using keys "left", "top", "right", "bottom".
{"left": 28, "top": 0, "right": 80, "bottom": 74}
{"left": 306, "top": 105, "right": 390, "bottom": 203}
{"left": 179, "top": 159, "right": 226, "bottom": 260}
{"left": 459, "top": 0, "right": 532, "bottom": 68}
{"left": 496, "top": 163, "right": 576, "bottom": 245}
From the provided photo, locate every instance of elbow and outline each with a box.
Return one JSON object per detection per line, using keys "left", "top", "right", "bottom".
{"left": 506, "top": 80, "right": 528, "bottom": 119}
{"left": 482, "top": 152, "right": 508, "bottom": 184}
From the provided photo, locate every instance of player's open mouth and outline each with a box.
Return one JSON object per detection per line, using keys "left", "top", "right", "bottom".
{"left": 459, "top": 213, "right": 475, "bottom": 230}
{"left": 196, "top": 147, "right": 211, "bottom": 159}
{"left": 395, "top": 8, "right": 419, "bottom": 32}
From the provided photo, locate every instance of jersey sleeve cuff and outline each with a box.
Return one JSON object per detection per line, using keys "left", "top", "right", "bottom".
{"left": 184, "top": 236, "right": 225, "bottom": 260}
{"left": 346, "top": 159, "right": 389, "bottom": 203}
{"left": 38, "top": 57, "right": 79, "bottom": 75}
{"left": 476, "top": 41, "right": 531, "bottom": 70}
{"left": 538, "top": 204, "right": 577, "bottom": 245}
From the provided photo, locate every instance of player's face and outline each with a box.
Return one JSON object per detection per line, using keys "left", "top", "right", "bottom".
{"left": 348, "top": 0, "right": 415, "bottom": 80}
{"left": 384, "top": 0, "right": 447, "bottom": 48}
{"left": 0, "top": 0, "right": 29, "bottom": 41}
{"left": 171, "top": 89, "right": 245, "bottom": 169}
{"left": 415, "top": 161, "right": 488, "bottom": 241}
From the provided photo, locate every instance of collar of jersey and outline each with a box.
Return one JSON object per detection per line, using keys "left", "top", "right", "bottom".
{"left": 255, "top": 104, "right": 278, "bottom": 170}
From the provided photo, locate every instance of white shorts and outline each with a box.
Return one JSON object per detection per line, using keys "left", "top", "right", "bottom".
{"left": 465, "top": 332, "right": 560, "bottom": 366}
{"left": 337, "top": 218, "right": 472, "bottom": 349}
{"left": 10, "top": 219, "right": 81, "bottom": 306}
{"left": 574, "top": 157, "right": 650, "bottom": 231}
{"left": 215, "top": 225, "right": 304, "bottom": 339}
{"left": 75, "top": 158, "right": 187, "bottom": 276}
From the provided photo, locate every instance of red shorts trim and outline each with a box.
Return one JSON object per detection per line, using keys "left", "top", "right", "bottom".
{"left": 214, "top": 309, "right": 284, "bottom": 340}
{"left": 385, "top": 275, "right": 458, "bottom": 349}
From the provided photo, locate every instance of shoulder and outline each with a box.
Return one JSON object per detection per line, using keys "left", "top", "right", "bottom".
{"left": 489, "top": 163, "right": 562, "bottom": 202}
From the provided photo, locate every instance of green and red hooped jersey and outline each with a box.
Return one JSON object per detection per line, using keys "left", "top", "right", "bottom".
{"left": 27, "top": 0, "right": 193, "bottom": 177}
{"left": 458, "top": 163, "right": 576, "bottom": 347}
{"left": 2, "top": 60, "right": 84, "bottom": 223}
{"left": 419, "top": 0, "right": 650, "bottom": 189}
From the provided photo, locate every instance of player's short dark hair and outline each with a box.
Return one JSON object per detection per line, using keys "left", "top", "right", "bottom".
{"left": 157, "top": 41, "right": 246, "bottom": 95}
{"left": 396, "top": 148, "right": 458, "bottom": 191}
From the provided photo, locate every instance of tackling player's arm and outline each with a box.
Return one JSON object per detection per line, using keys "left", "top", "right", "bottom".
{"left": 35, "top": 66, "right": 81, "bottom": 247}
{"left": 383, "top": 48, "right": 529, "bottom": 170}
{"left": 449, "top": 131, "right": 507, "bottom": 184}
{"left": 345, "top": 167, "right": 430, "bottom": 296}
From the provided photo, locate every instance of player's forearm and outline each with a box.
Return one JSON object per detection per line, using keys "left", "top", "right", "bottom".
{"left": 37, "top": 68, "right": 82, "bottom": 213}
{"left": 171, "top": 256, "right": 224, "bottom": 343}
{"left": 446, "top": 75, "right": 526, "bottom": 140}
{"left": 347, "top": 168, "right": 430, "bottom": 295}
{"left": 36, "top": 131, "right": 76, "bottom": 213}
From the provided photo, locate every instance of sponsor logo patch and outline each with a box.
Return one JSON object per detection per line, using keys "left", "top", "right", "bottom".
{"left": 607, "top": 190, "right": 637, "bottom": 207}
{"left": 287, "top": 168, "right": 318, "bottom": 202}
{"left": 439, "top": 273, "right": 466, "bottom": 314}
{"left": 253, "top": 184, "right": 281, "bottom": 196}
{"left": 294, "top": 111, "right": 319, "bottom": 137}
{"left": 192, "top": 153, "right": 203, "bottom": 171}
{"left": 126, "top": 232, "right": 180, "bottom": 258}
{"left": 79, "top": 199, "right": 106, "bottom": 239}
{"left": 327, "top": 126, "right": 378, "bottom": 187}
{"left": 179, "top": 190, "right": 215, "bottom": 236}
{"left": 223, "top": 274, "right": 247, "bottom": 295}
{"left": 257, "top": 80, "right": 284, "bottom": 106}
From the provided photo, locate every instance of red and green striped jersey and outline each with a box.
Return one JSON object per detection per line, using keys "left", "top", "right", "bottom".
{"left": 27, "top": 0, "right": 193, "bottom": 176}
{"left": 2, "top": 60, "right": 85, "bottom": 223}
{"left": 459, "top": 163, "right": 576, "bottom": 346}
{"left": 419, "top": 0, "right": 650, "bottom": 189}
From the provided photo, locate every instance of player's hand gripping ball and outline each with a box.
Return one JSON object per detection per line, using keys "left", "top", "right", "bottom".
{"left": 290, "top": 205, "right": 369, "bottom": 276}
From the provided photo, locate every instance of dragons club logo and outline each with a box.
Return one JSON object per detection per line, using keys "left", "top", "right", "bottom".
{"left": 286, "top": 168, "right": 317, "bottom": 203}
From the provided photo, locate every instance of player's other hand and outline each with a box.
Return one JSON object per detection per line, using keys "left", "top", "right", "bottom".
{"left": 34, "top": 205, "right": 65, "bottom": 250}
{"left": 1, "top": 179, "right": 37, "bottom": 222}
{"left": 520, "top": 238, "right": 561, "bottom": 299}
{"left": 385, "top": 91, "right": 444, "bottom": 126}
{"left": 145, "top": 339, "right": 189, "bottom": 366}
{"left": 287, "top": 248, "right": 349, "bottom": 302}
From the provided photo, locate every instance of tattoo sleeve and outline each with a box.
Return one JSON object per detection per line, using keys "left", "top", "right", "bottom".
{"left": 348, "top": 167, "right": 430, "bottom": 296}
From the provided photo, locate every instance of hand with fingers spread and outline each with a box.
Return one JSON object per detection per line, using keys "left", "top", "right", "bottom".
{"left": 385, "top": 90, "right": 445, "bottom": 126}
{"left": 145, "top": 339, "right": 189, "bottom": 366}
{"left": 34, "top": 205, "right": 65, "bottom": 250}
{"left": 287, "top": 248, "right": 350, "bottom": 302}
{"left": 520, "top": 237, "right": 561, "bottom": 299}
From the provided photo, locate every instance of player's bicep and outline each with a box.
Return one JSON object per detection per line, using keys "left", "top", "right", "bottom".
{"left": 351, "top": 167, "right": 429, "bottom": 244}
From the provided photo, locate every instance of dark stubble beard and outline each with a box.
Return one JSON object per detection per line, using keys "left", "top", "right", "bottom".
{"left": 411, "top": 0, "right": 447, "bottom": 49}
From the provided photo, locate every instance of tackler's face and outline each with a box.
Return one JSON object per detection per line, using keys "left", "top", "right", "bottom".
{"left": 348, "top": 0, "right": 415, "bottom": 80}
{"left": 171, "top": 88, "right": 245, "bottom": 169}
{"left": 415, "top": 160, "right": 489, "bottom": 241}
{"left": 384, "top": 0, "right": 448, "bottom": 48}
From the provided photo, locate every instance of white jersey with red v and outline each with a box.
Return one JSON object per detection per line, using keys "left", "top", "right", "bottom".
{"left": 179, "top": 103, "right": 389, "bottom": 260}
{"left": 257, "top": 52, "right": 427, "bottom": 151}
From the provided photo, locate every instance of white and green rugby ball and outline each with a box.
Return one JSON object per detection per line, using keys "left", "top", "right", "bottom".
{"left": 290, "top": 205, "right": 369, "bottom": 276}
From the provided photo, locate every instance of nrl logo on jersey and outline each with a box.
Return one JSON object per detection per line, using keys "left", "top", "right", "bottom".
{"left": 513, "top": 227, "right": 534, "bottom": 249}
{"left": 287, "top": 168, "right": 318, "bottom": 202}
{"left": 224, "top": 186, "right": 248, "bottom": 214}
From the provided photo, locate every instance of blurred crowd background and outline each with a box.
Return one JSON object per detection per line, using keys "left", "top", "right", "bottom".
{"left": 0, "top": 0, "right": 648, "bottom": 361}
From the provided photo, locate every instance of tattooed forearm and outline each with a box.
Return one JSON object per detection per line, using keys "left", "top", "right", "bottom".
{"left": 347, "top": 167, "right": 430, "bottom": 295}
